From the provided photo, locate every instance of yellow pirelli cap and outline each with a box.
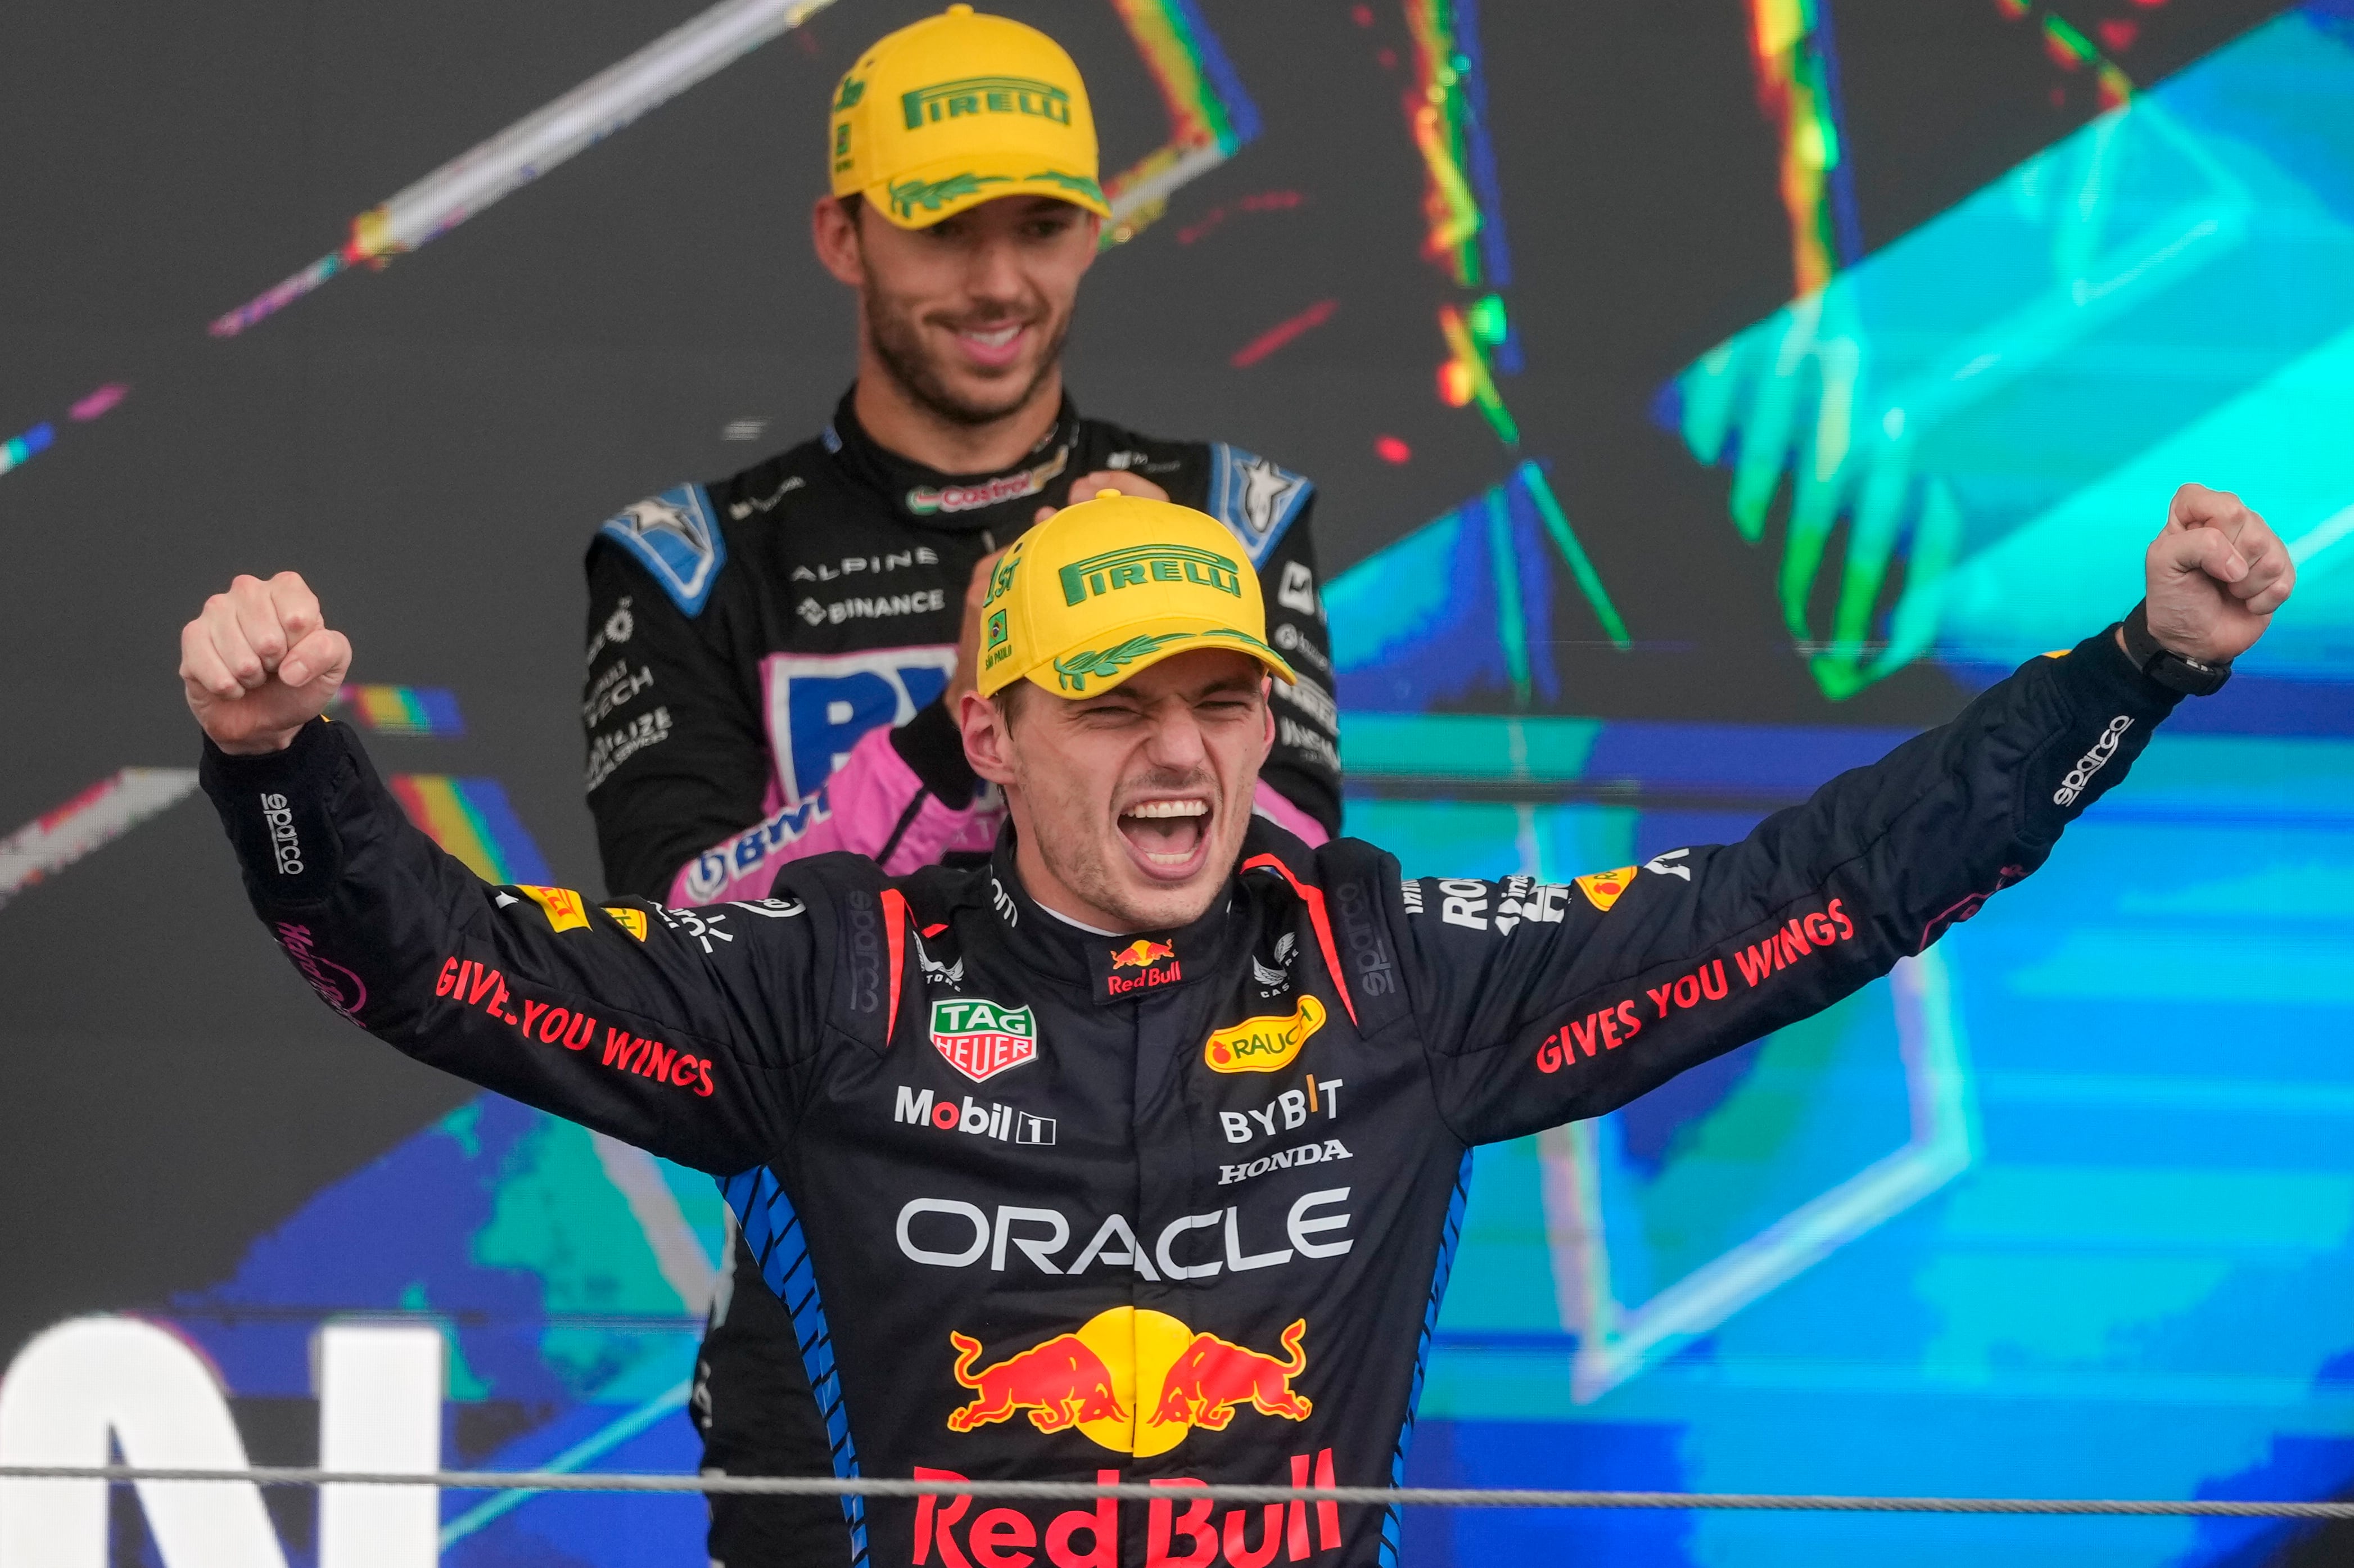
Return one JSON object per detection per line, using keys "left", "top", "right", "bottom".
{"left": 828, "top": 5, "right": 1112, "bottom": 229}
{"left": 977, "top": 492, "right": 1298, "bottom": 699}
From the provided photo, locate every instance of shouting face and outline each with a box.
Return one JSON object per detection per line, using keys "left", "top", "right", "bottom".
{"left": 961, "top": 650, "right": 1275, "bottom": 933}
{"left": 839, "top": 195, "right": 1097, "bottom": 428}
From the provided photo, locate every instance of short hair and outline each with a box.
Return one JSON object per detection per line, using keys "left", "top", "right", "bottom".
{"left": 991, "top": 681, "right": 1025, "bottom": 730}
{"left": 838, "top": 192, "right": 864, "bottom": 224}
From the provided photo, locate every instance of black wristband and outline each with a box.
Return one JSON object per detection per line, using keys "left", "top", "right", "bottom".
{"left": 2120, "top": 600, "right": 2231, "bottom": 696}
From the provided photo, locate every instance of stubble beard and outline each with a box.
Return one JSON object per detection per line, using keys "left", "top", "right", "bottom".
{"left": 1016, "top": 758, "right": 1236, "bottom": 934}
{"left": 862, "top": 269, "right": 1071, "bottom": 433}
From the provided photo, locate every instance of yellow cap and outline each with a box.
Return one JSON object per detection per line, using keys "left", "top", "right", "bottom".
{"left": 978, "top": 492, "right": 1298, "bottom": 699}
{"left": 829, "top": 6, "right": 1112, "bottom": 229}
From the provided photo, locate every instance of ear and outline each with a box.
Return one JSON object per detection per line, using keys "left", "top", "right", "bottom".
{"left": 1259, "top": 676, "right": 1276, "bottom": 762}
{"left": 811, "top": 195, "right": 865, "bottom": 287}
{"left": 960, "top": 689, "right": 1020, "bottom": 788}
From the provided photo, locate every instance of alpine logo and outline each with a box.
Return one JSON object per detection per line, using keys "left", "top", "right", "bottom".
{"left": 2054, "top": 715, "right": 2132, "bottom": 806}
{"left": 930, "top": 997, "right": 1038, "bottom": 1082}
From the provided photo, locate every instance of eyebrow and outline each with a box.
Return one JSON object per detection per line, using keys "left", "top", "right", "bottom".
{"left": 1067, "top": 675, "right": 1259, "bottom": 715}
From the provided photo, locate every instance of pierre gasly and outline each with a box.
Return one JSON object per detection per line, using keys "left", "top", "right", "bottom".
{"left": 580, "top": 393, "right": 1345, "bottom": 1560}
{"left": 207, "top": 618, "right": 2181, "bottom": 1567}
{"left": 580, "top": 392, "right": 1342, "bottom": 907}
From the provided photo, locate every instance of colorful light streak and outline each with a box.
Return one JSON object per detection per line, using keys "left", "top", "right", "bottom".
{"left": 336, "top": 684, "right": 467, "bottom": 736}
{"left": 387, "top": 775, "right": 552, "bottom": 885}
{"left": 1229, "top": 298, "right": 1337, "bottom": 367}
{"left": 211, "top": 0, "right": 846, "bottom": 337}
{"left": 0, "top": 768, "right": 198, "bottom": 910}
{"left": 1995, "top": 0, "right": 2143, "bottom": 109}
{"left": 1096, "top": 0, "right": 1264, "bottom": 247}
{"left": 211, "top": 0, "right": 1259, "bottom": 337}
{"left": 0, "top": 383, "right": 130, "bottom": 480}
{"left": 1401, "top": 0, "right": 1524, "bottom": 450}
{"left": 1436, "top": 297, "right": 1517, "bottom": 445}
{"left": 1745, "top": 0, "right": 1862, "bottom": 297}
{"left": 1402, "top": 0, "right": 1511, "bottom": 288}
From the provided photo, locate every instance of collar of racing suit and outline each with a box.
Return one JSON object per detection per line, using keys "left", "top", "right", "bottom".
{"left": 968, "top": 819, "right": 1276, "bottom": 1007}
{"left": 823, "top": 387, "right": 1085, "bottom": 530}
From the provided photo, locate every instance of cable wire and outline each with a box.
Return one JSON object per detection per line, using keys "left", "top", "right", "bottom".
{"left": 2, "top": 1467, "right": 2349, "bottom": 1517}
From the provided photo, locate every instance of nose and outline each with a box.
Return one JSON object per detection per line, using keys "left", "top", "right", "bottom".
{"left": 962, "top": 233, "right": 1029, "bottom": 310}
{"left": 1141, "top": 702, "right": 1210, "bottom": 774}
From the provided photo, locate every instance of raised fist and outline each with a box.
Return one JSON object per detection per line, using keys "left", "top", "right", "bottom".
{"left": 179, "top": 572, "right": 352, "bottom": 754}
{"left": 2144, "top": 485, "right": 2294, "bottom": 665}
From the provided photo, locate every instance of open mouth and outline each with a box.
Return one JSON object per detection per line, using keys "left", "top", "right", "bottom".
{"left": 1117, "top": 797, "right": 1213, "bottom": 879}
{"left": 951, "top": 320, "right": 1029, "bottom": 369}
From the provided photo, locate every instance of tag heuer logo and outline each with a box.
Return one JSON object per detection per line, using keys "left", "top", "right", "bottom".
{"left": 930, "top": 997, "right": 1038, "bottom": 1083}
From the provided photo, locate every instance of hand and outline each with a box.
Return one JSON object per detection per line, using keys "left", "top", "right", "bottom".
{"left": 942, "top": 548, "right": 1007, "bottom": 711}
{"left": 180, "top": 572, "right": 352, "bottom": 754}
{"left": 1033, "top": 468, "right": 1168, "bottom": 523}
{"left": 2139, "top": 485, "right": 2294, "bottom": 665}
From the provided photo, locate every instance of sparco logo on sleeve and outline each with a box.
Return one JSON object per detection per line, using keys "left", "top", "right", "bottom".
{"left": 260, "top": 792, "right": 303, "bottom": 875}
{"left": 843, "top": 894, "right": 883, "bottom": 1015}
{"left": 2053, "top": 715, "right": 2132, "bottom": 806}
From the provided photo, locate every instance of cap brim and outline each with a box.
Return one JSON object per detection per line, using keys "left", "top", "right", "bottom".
{"left": 865, "top": 151, "right": 1111, "bottom": 229}
{"left": 1018, "top": 614, "right": 1297, "bottom": 699}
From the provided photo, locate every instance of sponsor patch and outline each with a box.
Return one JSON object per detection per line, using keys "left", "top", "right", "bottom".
{"left": 602, "top": 905, "right": 648, "bottom": 941}
{"left": 907, "top": 445, "right": 1068, "bottom": 516}
{"left": 598, "top": 485, "right": 725, "bottom": 615}
{"left": 518, "top": 884, "right": 591, "bottom": 933}
{"left": 930, "top": 997, "right": 1038, "bottom": 1082}
{"left": 1574, "top": 864, "right": 1639, "bottom": 912}
{"left": 761, "top": 648, "right": 957, "bottom": 805}
{"left": 1204, "top": 996, "right": 1326, "bottom": 1074}
{"left": 1205, "top": 444, "right": 1312, "bottom": 567}
{"left": 2054, "top": 715, "right": 2132, "bottom": 806}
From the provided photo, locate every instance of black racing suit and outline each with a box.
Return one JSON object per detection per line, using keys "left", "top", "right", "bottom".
{"left": 579, "top": 392, "right": 1344, "bottom": 1563}
{"left": 206, "top": 627, "right": 2181, "bottom": 1565}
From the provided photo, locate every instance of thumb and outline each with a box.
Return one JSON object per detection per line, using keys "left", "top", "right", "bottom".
{"left": 2161, "top": 524, "right": 2247, "bottom": 585}
{"left": 277, "top": 627, "right": 352, "bottom": 693}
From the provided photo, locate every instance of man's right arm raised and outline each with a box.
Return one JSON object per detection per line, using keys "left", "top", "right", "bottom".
{"left": 186, "top": 573, "right": 801, "bottom": 1176}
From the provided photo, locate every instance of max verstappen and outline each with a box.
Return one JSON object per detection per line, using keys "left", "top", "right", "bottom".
{"left": 579, "top": 12, "right": 1341, "bottom": 1558}
{"left": 185, "top": 487, "right": 2288, "bottom": 1567}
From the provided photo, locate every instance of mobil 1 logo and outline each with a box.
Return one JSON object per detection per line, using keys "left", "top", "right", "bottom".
{"left": 896, "top": 1086, "right": 1055, "bottom": 1145}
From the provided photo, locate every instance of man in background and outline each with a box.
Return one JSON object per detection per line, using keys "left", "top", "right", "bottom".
{"left": 574, "top": 8, "right": 1343, "bottom": 1562}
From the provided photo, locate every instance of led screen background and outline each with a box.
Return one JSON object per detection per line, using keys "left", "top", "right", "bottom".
{"left": 2, "top": 1, "right": 2351, "bottom": 1564}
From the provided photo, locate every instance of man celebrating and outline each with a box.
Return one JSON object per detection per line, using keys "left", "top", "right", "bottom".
{"left": 185, "top": 483, "right": 2286, "bottom": 1567}
{"left": 577, "top": 10, "right": 1341, "bottom": 1556}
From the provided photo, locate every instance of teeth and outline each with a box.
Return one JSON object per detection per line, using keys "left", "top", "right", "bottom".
{"left": 963, "top": 325, "right": 1020, "bottom": 346}
{"left": 1125, "top": 800, "right": 1208, "bottom": 819}
{"left": 1145, "top": 851, "right": 1193, "bottom": 866}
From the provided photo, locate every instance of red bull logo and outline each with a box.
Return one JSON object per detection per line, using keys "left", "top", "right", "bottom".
{"left": 914, "top": 1450, "right": 1344, "bottom": 1567}
{"left": 1110, "top": 938, "right": 1177, "bottom": 969}
{"left": 944, "top": 1308, "right": 1308, "bottom": 1457}
{"left": 1151, "top": 1319, "right": 1312, "bottom": 1430}
{"left": 947, "top": 1331, "right": 1127, "bottom": 1434}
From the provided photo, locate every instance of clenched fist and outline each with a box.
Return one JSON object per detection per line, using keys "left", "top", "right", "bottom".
{"left": 2143, "top": 485, "right": 2294, "bottom": 665}
{"left": 180, "top": 572, "right": 352, "bottom": 755}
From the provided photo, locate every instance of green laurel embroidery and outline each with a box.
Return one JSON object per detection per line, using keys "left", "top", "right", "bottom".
{"left": 1052, "top": 632, "right": 1192, "bottom": 693}
{"left": 889, "top": 171, "right": 1012, "bottom": 219}
{"left": 1196, "top": 627, "right": 1285, "bottom": 662}
{"left": 1024, "top": 169, "right": 1106, "bottom": 205}
{"left": 833, "top": 76, "right": 866, "bottom": 111}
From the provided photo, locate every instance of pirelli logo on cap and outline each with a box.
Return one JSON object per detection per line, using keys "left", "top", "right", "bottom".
{"left": 902, "top": 75, "right": 1072, "bottom": 130}
{"left": 1058, "top": 545, "right": 1241, "bottom": 606}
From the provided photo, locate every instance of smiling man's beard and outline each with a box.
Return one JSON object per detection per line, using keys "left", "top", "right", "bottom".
{"left": 861, "top": 265, "right": 1073, "bottom": 432}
